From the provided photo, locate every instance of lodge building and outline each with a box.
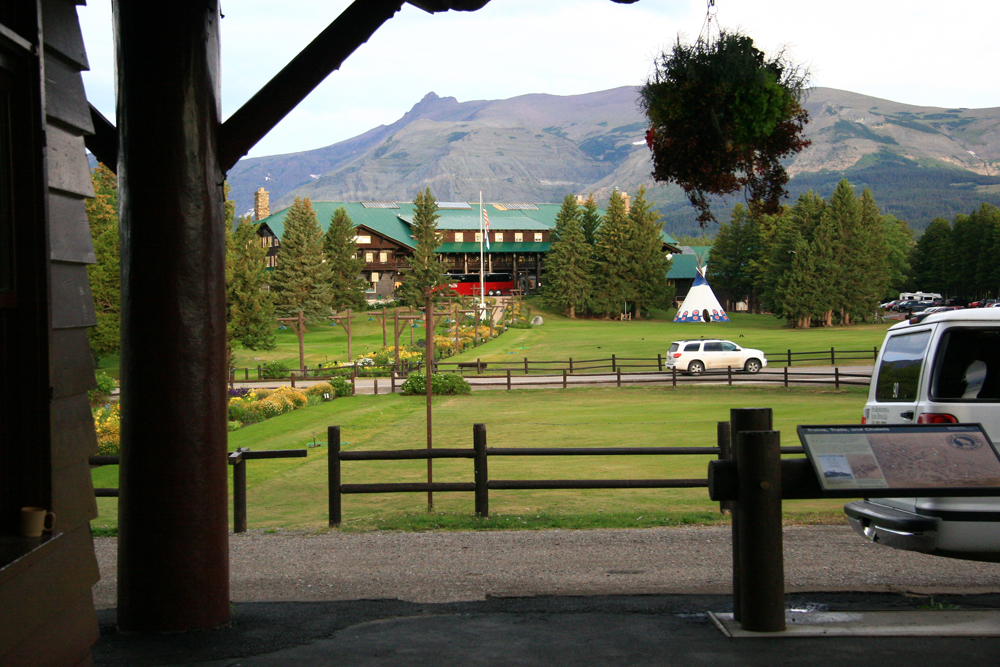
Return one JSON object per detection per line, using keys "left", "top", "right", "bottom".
{"left": 252, "top": 188, "right": 684, "bottom": 300}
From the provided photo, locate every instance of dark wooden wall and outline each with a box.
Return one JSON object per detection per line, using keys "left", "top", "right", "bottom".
{"left": 0, "top": 1, "right": 101, "bottom": 665}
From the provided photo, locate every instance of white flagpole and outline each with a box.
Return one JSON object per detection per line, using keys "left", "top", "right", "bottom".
{"left": 479, "top": 191, "right": 485, "bottom": 309}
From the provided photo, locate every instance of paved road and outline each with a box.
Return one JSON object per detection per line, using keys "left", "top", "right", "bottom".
{"left": 231, "top": 365, "right": 875, "bottom": 395}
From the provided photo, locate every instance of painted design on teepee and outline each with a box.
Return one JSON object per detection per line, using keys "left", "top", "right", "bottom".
{"left": 674, "top": 270, "right": 729, "bottom": 323}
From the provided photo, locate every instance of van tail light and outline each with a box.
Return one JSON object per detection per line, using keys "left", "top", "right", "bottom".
{"left": 672, "top": 353, "right": 682, "bottom": 358}
{"left": 917, "top": 413, "right": 958, "bottom": 424}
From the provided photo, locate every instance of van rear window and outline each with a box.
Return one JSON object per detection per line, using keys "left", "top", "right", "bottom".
{"left": 931, "top": 329, "right": 1000, "bottom": 401}
{"left": 875, "top": 330, "right": 931, "bottom": 402}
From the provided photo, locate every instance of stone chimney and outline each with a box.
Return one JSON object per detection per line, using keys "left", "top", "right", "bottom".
{"left": 254, "top": 187, "right": 270, "bottom": 221}
{"left": 621, "top": 191, "right": 630, "bottom": 215}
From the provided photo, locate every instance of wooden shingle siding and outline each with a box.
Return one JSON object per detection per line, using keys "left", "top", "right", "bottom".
{"left": 45, "top": 124, "right": 93, "bottom": 197}
{"left": 49, "top": 261, "right": 96, "bottom": 329}
{"left": 49, "top": 394, "right": 99, "bottom": 469}
{"left": 39, "top": 0, "right": 89, "bottom": 70}
{"left": 48, "top": 191, "right": 96, "bottom": 263}
{"left": 51, "top": 462, "right": 98, "bottom": 528}
{"left": 44, "top": 52, "right": 93, "bottom": 133}
{"left": 0, "top": 526, "right": 99, "bottom": 659}
{"left": 3, "top": 591, "right": 99, "bottom": 667}
{"left": 50, "top": 328, "right": 97, "bottom": 397}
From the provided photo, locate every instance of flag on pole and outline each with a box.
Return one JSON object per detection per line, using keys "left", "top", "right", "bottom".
{"left": 484, "top": 209, "right": 490, "bottom": 250}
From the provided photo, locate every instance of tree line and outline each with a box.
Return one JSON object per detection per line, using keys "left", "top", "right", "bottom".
{"left": 543, "top": 187, "right": 674, "bottom": 319}
{"left": 709, "top": 179, "right": 913, "bottom": 328}
{"left": 910, "top": 203, "right": 1000, "bottom": 300}
{"left": 86, "top": 168, "right": 444, "bottom": 365}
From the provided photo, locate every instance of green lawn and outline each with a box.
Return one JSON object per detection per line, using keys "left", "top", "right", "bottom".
{"left": 91, "top": 384, "right": 868, "bottom": 533}
{"left": 96, "top": 299, "right": 893, "bottom": 381}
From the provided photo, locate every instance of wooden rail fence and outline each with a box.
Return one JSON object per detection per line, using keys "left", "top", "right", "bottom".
{"left": 327, "top": 424, "right": 804, "bottom": 525}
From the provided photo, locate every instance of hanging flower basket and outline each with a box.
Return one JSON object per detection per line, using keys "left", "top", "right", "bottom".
{"left": 640, "top": 30, "right": 810, "bottom": 226}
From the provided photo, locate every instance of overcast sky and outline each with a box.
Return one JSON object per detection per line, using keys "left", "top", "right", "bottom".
{"left": 79, "top": 0, "right": 999, "bottom": 160}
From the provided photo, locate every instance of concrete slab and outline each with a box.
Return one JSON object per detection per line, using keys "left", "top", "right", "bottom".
{"left": 710, "top": 609, "right": 1000, "bottom": 637}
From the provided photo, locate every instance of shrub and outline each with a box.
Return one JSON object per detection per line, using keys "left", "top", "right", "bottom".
{"left": 93, "top": 404, "right": 121, "bottom": 456}
{"left": 271, "top": 386, "right": 308, "bottom": 408}
{"left": 305, "top": 382, "right": 334, "bottom": 397}
{"left": 89, "top": 372, "right": 118, "bottom": 405}
{"left": 227, "top": 420, "right": 243, "bottom": 432}
{"left": 400, "top": 372, "right": 471, "bottom": 395}
{"left": 260, "top": 360, "right": 288, "bottom": 379}
{"left": 328, "top": 375, "right": 352, "bottom": 397}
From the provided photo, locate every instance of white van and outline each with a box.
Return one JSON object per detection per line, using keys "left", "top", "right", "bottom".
{"left": 847, "top": 308, "right": 1000, "bottom": 561}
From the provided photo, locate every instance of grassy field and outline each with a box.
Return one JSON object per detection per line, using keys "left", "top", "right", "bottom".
{"left": 96, "top": 299, "right": 893, "bottom": 380}
{"left": 91, "top": 384, "right": 868, "bottom": 533}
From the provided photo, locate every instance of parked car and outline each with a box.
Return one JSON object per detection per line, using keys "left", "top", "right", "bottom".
{"left": 880, "top": 299, "right": 899, "bottom": 310}
{"left": 847, "top": 308, "right": 1000, "bottom": 561}
{"left": 664, "top": 339, "right": 767, "bottom": 374}
{"left": 945, "top": 297, "right": 970, "bottom": 308}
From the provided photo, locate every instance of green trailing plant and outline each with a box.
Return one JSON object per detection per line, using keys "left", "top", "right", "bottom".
{"left": 640, "top": 29, "right": 810, "bottom": 226}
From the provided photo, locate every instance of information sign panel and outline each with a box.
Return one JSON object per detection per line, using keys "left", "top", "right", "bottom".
{"left": 797, "top": 424, "right": 1000, "bottom": 494}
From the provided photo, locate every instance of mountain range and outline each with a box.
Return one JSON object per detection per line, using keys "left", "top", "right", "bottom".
{"left": 225, "top": 86, "right": 1000, "bottom": 237}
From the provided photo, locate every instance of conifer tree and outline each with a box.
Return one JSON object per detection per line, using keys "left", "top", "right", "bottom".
{"left": 708, "top": 204, "right": 765, "bottom": 312}
{"left": 226, "top": 213, "right": 276, "bottom": 358}
{"left": 580, "top": 194, "right": 602, "bottom": 246}
{"left": 86, "top": 164, "right": 120, "bottom": 362}
{"left": 271, "top": 197, "right": 331, "bottom": 318}
{"left": 323, "top": 207, "right": 368, "bottom": 311}
{"left": 543, "top": 194, "right": 592, "bottom": 318}
{"left": 398, "top": 188, "right": 447, "bottom": 306}
{"left": 590, "top": 190, "right": 636, "bottom": 318}
{"left": 626, "top": 186, "right": 674, "bottom": 319}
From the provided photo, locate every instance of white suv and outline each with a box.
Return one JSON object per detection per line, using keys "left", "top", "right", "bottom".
{"left": 847, "top": 308, "right": 1000, "bottom": 561}
{"left": 664, "top": 339, "right": 767, "bottom": 374}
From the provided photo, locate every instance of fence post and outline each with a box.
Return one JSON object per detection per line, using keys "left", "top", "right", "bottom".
{"left": 729, "top": 408, "right": 774, "bottom": 624}
{"left": 233, "top": 450, "right": 248, "bottom": 534}
{"left": 474, "top": 423, "right": 488, "bottom": 518}
{"left": 874, "top": 345, "right": 878, "bottom": 361}
{"left": 569, "top": 357, "right": 574, "bottom": 374}
{"left": 391, "top": 372, "right": 396, "bottom": 394}
{"left": 329, "top": 426, "right": 341, "bottom": 526}
{"left": 783, "top": 366, "right": 788, "bottom": 388}
{"left": 831, "top": 347, "right": 835, "bottom": 365}
{"left": 834, "top": 367, "right": 840, "bottom": 390}
{"left": 351, "top": 366, "right": 357, "bottom": 396}
{"left": 507, "top": 369, "right": 511, "bottom": 391}
{"left": 737, "top": 429, "right": 785, "bottom": 632}
{"left": 672, "top": 366, "right": 676, "bottom": 388}
{"left": 616, "top": 369, "right": 621, "bottom": 388}
{"left": 245, "top": 368, "right": 249, "bottom": 381}
{"left": 717, "top": 421, "right": 732, "bottom": 514}
{"left": 612, "top": 354, "right": 617, "bottom": 372}
{"left": 524, "top": 357, "right": 529, "bottom": 375}
{"left": 563, "top": 369, "right": 567, "bottom": 389}
{"left": 478, "top": 358, "right": 482, "bottom": 375}
{"left": 374, "top": 378, "right": 378, "bottom": 396}
{"left": 787, "top": 349, "right": 792, "bottom": 367}
{"left": 727, "top": 365, "right": 732, "bottom": 387}
{"left": 257, "top": 365, "right": 261, "bottom": 380}
{"left": 658, "top": 353, "right": 663, "bottom": 372}
{"left": 290, "top": 371, "right": 296, "bottom": 388}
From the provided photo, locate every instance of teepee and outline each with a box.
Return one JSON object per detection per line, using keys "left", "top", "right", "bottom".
{"left": 674, "top": 270, "right": 729, "bottom": 322}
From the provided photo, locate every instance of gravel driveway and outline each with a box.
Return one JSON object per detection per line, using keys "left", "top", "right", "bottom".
{"left": 91, "top": 523, "right": 1000, "bottom": 609}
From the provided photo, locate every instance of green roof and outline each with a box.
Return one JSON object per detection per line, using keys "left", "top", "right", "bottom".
{"left": 666, "top": 247, "right": 712, "bottom": 280}
{"left": 436, "top": 242, "right": 550, "bottom": 254}
{"left": 257, "top": 202, "right": 416, "bottom": 248}
{"left": 399, "top": 214, "right": 550, "bottom": 231}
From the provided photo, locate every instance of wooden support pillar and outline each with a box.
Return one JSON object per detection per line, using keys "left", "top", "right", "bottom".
{"left": 115, "top": 0, "right": 230, "bottom": 632}
{"left": 728, "top": 408, "right": 772, "bottom": 624}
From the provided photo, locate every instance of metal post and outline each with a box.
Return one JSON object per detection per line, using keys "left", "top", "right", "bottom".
{"left": 729, "top": 408, "right": 773, "bottom": 622}
{"left": 328, "top": 426, "right": 341, "bottom": 526}
{"left": 425, "top": 289, "right": 434, "bottom": 511}
{"left": 474, "top": 423, "right": 488, "bottom": 518}
{"left": 737, "top": 429, "right": 785, "bottom": 632}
